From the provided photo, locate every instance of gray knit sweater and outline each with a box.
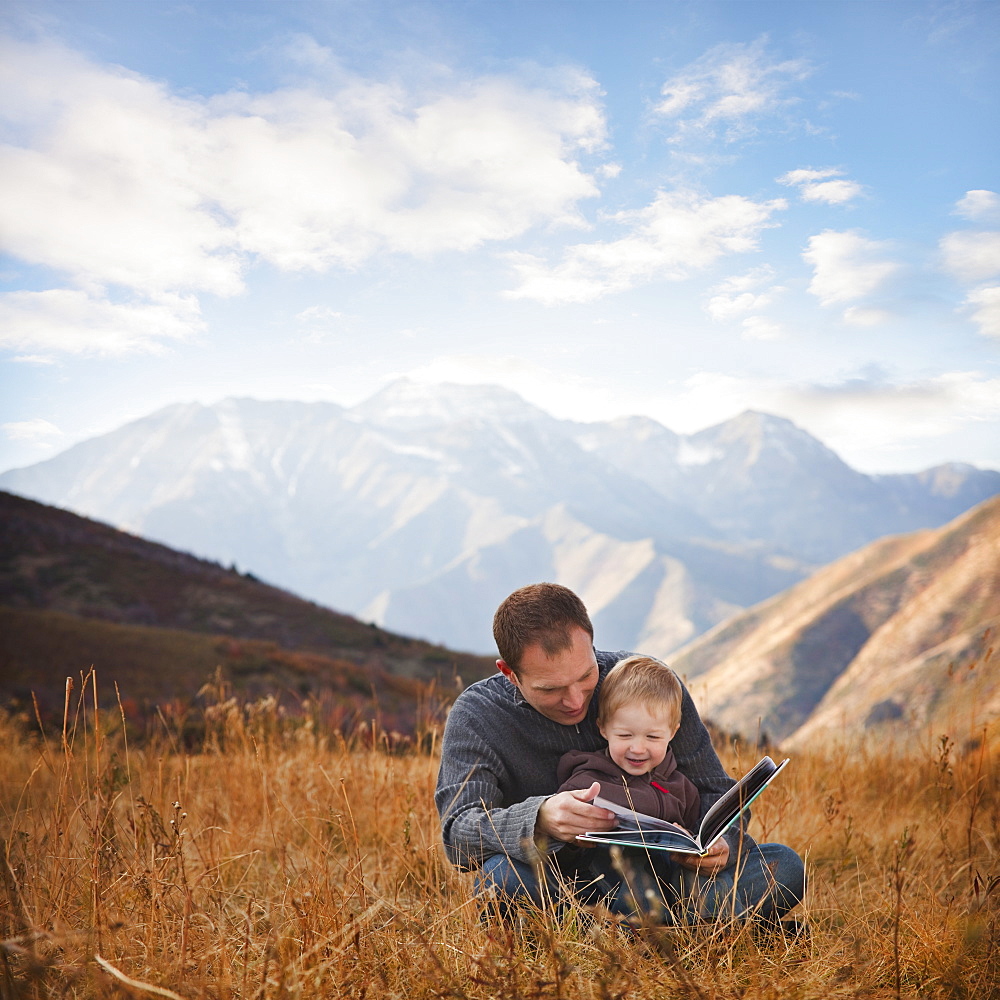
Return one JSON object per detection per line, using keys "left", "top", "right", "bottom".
{"left": 435, "top": 649, "right": 752, "bottom": 869}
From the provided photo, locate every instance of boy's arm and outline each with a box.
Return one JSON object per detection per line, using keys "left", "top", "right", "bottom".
{"left": 555, "top": 751, "right": 606, "bottom": 795}
{"left": 670, "top": 678, "right": 757, "bottom": 868}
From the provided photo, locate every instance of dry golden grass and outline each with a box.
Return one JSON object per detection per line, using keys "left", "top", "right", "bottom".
{"left": 1, "top": 674, "right": 998, "bottom": 999}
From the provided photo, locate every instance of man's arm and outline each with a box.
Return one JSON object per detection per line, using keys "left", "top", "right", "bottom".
{"left": 435, "top": 726, "right": 548, "bottom": 869}
{"left": 435, "top": 688, "right": 616, "bottom": 868}
{"left": 435, "top": 687, "right": 555, "bottom": 869}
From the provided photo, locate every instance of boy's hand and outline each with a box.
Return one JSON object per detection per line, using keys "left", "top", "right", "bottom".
{"left": 536, "top": 782, "right": 616, "bottom": 843}
{"left": 670, "top": 839, "right": 730, "bottom": 872}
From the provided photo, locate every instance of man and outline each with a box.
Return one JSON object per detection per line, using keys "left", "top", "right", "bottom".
{"left": 435, "top": 582, "right": 805, "bottom": 925}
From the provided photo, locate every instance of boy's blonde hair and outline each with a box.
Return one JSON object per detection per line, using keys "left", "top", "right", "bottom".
{"left": 597, "top": 655, "right": 683, "bottom": 730}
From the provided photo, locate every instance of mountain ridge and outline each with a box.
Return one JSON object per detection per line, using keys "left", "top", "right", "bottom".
{"left": 2, "top": 381, "right": 997, "bottom": 657}
{"left": 672, "top": 495, "right": 1000, "bottom": 748}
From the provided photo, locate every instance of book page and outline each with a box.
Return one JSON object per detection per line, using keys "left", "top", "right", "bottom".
{"left": 697, "top": 756, "right": 789, "bottom": 849}
{"left": 577, "top": 828, "right": 702, "bottom": 853}
{"left": 592, "top": 794, "right": 679, "bottom": 832}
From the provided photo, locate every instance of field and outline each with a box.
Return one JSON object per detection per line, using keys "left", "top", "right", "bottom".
{"left": 1, "top": 674, "right": 998, "bottom": 999}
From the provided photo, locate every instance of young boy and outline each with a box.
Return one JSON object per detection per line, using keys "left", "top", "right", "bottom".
{"left": 556, "top": 654, "right": 700, "bottom": 831}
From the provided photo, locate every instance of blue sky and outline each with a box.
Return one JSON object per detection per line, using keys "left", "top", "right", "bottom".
{"left": 1, "top": 0, "right": 998, "bottom": 474}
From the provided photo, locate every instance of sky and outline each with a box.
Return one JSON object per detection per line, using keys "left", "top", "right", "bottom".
{"left": 1, "top": 0, "right": 998, "bottom": 475}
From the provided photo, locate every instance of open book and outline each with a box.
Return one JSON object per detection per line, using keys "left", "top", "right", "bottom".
{"left": 577, "top": 755, "right": 789, "bottom": 855}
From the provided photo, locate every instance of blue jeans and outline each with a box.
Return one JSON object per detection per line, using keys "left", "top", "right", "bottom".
{"left": 476, "top": 842, "right": 805, "bottom": 924}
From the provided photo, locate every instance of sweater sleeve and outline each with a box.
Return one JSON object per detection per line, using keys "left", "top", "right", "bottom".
{"left": 435, "top": 689, "right": 548, "bottom": 870}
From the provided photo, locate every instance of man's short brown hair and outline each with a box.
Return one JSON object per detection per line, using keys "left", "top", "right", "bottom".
{"left": 597, "top": 655, "right": 683, "bottom": 730}
{"left": 492, "top": 583, "right": 594, "bottom": 674}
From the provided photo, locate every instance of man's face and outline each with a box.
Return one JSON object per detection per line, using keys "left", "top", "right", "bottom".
{"left": 497, "top": 626, "right": 599, "bottom": 726}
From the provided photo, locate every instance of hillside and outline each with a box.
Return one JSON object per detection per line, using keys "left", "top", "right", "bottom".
{"left": 1, "top": 381, "right": 996, "bottom": 658}
{"left": 0, "top": 490, "right": 494, "bottom": 727}
{"left": 0, "top": 607, "right": 430, "bottom": 734}
{"left": 671, "top": 495, "right": 1000, "bottom": 748}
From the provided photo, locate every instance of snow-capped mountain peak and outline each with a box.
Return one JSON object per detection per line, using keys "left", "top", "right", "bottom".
{"left": 347, "top": 378, "right": 551, "bottom": 429}
{"left": 1, "top": 383, "right": 996, "bottom": 656}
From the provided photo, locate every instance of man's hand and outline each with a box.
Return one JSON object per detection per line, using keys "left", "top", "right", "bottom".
{"left": 670, "top": 839, "right": 730, "bottom": 873}
{"left": 535, "top": 782, "right": 616, "bottom": 844}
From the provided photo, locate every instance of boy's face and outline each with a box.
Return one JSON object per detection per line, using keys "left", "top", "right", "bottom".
{"left": 599, "top": 703, "right": 678, "bottom": 776}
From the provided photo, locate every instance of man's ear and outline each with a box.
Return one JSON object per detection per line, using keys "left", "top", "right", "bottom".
{"left": 496, "top": 659, "right": 518, "bottom": 686}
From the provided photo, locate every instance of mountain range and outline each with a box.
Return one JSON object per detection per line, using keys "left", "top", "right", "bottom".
{"left": 4, "top": 486, "right": 995, "bottom": 749}
{"left": 2, "top": 380, "right": 997, "bottom": 657}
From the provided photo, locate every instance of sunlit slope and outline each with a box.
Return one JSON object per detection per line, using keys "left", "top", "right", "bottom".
{"left": 671, "top": 495, "right": 1000, "bottom": 747}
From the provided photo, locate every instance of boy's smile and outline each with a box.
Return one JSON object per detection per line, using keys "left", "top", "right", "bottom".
{"left": 599, "top": 703, "right": 678, "bottom": 776}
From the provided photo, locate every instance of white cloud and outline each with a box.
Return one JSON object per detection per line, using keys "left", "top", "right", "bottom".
{"left": 653, "top": 39, "right": 812, "bottom": 142}
{"left": 0, "top": 41, "right": 244, "bottom": 299}
{"left": 800, "top": 180, "right": 862, "bottom": 205}
{"left": 649, "top": 369, "right": 1000, "bottom": 471}
{"left": 506, "top": 190, "right": 786, "bottom": 304}
{"left": 965, "top": 285, "right": 1000, "bottom": 339}
{"left": 705, "top": 266, "right": 782, "bottom": 320}
{"left": 778, "top": 167, "right": 862, "bottom": 205}
{"left": 212, "top": 74, "right": 605, "bottom": 265}
{"left": 843, "top": 306, "right": 894, "bottom": 327}
{"left": 939, "top": 228, "right": 1000, "bottom": 337}
{"left": 0, "top": 289, "right": 203, "bottom": 355}
{"left": 706, "top": 291, "right": 770, "bottom": 320}
{"left": 648, "top": 372, "right": 764, "bottom": 433}
{"left": 954, "top": 190, "right": 1000, "bottom": 223}
{"left": 1, "top": 418, "right": 63, "bottom": 445}
{"left": 940, "top": 230, "right": 1000, "bottom": 283}
{"left": 0, "top": 37, "right": 607, "bottom": 353}
{"left": 803, "top": 229, "right": 899, "bottom": 307}
{"left": 296, "top": 306, "right": 346, "bottom": 323}
{"left": 783, "top": 370, "right": 1000, "bottom": 468}
{"left": 655, "top": 81, "right": 703, "bottom": 118}
{"left": 10, "top": 355, "right": 58, "bottom": 365}
{"left": 295, "top": 304, "right": 349, "bottom": 343}
{"left": 740, "top": 316, "right": 785, "bottom": 340}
